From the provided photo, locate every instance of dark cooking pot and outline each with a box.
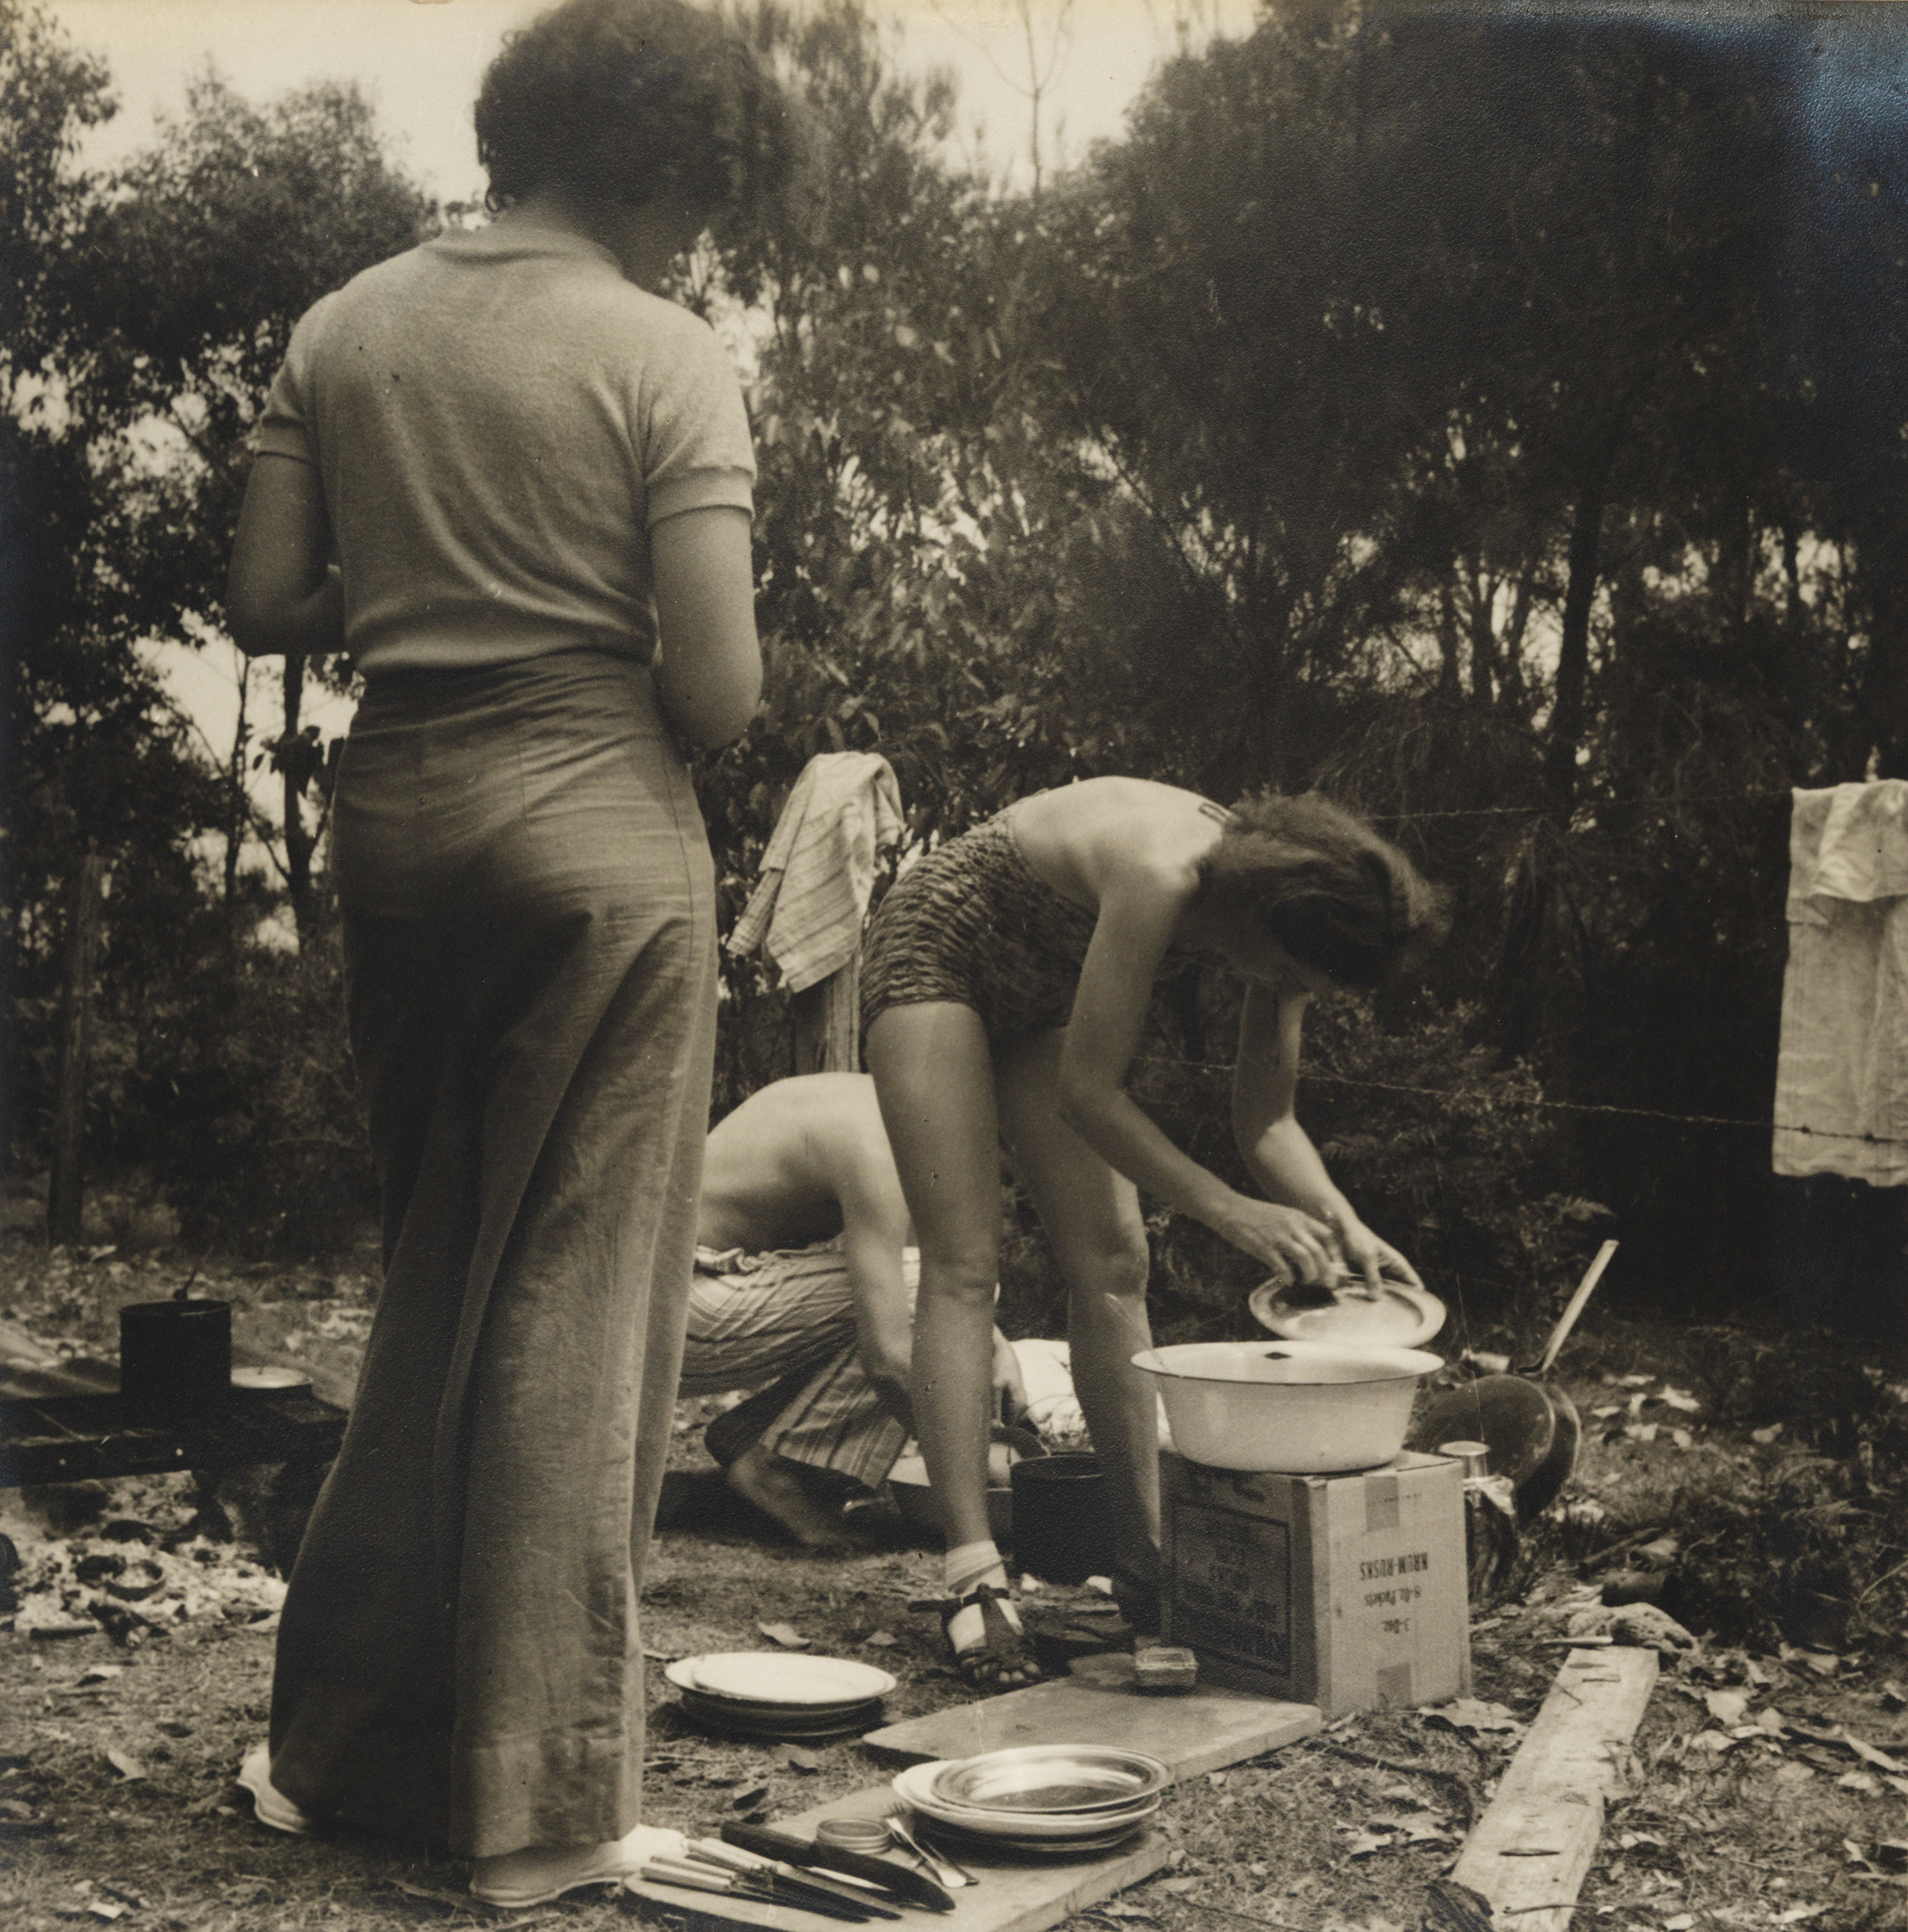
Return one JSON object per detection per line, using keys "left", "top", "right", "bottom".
{"left": 119, "top": 1296, "right": 232, "bottom": 1425}
{"left": 1407, "top": 1240, "right": 1616, "bottom": 1522}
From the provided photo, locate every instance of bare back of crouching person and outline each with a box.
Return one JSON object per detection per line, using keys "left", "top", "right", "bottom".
{"left": 860, "top": 777, "right": 1448, "bottom": 1693}
{"left": 681, "top": 1073, "right": 1023, "bottom": 1552}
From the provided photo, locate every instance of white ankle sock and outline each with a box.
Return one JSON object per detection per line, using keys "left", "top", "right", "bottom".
{"left": 946, "top": 1538, "right": 1007, "bottom": 1599}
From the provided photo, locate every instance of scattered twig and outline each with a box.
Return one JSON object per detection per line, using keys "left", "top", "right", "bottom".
{"left": 1856, "top": 1554, "right": 1908, "bottom": 1607}
{"left": 1155, "top": 1895, "right": 1315, "bottom": 1932}
{"left": 386, "top": 1877, "right": 483, "bottom": 1913}
{"left": 1579, "top": 1524, "right": 1666, "bottom": 1569}
{"left": 1302, "top": 1738, "right": 1482, "bottom": 1827}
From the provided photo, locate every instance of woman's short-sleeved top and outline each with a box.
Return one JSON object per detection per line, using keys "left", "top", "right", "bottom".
{"left": 255, "top": 222, "right": 755, "bottom": 677}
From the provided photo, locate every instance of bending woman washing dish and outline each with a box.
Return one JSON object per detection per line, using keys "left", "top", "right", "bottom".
{"left": 860, "top": 779, "right": 1448, "bottom": 1692}
{"left": 222, "top": 0, "right": 794, "bottom": 1906}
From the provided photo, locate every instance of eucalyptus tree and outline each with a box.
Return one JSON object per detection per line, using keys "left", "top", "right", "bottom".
{"left": 1, "top": 0, "right": 235, "bottom": 1184}
{"left": 79, "top": 72, "right": 433, "bottom": 942}
{"left": 700, "top": 2, "right": 1101, "bottom": 851}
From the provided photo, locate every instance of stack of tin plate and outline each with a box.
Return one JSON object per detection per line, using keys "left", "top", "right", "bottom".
{"left": 665, "top": 1652, "right": 897, "bottom": 1742}
{"left": 891, "top": 1745, "right": 1169, "bottom": 1857}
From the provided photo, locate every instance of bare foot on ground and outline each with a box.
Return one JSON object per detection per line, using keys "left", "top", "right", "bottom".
{"left": 725, "top": 1443, "right": 860, "bottom": 1552}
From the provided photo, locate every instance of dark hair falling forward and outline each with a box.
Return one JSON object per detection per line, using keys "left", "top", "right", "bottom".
{"left": 1199, "top": 792, "right": 1450, "bottom": 990}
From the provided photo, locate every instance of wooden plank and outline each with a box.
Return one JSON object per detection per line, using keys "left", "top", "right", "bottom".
{"left": 626, "top": 1788, "right": 1169, "bottom": 1932}
{"left": 1, "top": 1387, "right": 346, "bottom": 1487}
{"left": 1446, "top": 1646, "right": 1658, "bottom": 1930}
{"left": 858, "top": 1651, "right": 1320, "bottom": 1776}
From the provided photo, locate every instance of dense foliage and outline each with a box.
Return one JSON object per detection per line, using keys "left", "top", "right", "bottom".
{"left": 5, "top": 0, "right": 1904, "bottom": 1327}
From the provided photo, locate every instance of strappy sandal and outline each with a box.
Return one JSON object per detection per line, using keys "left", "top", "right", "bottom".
{"left": 933, "top": 1581, "right": 1043, "bottom": 1692}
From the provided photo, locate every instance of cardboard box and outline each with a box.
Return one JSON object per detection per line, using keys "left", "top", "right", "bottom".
{"left": 1160, "top": 1450, "right": 1470, "bottom": 1716}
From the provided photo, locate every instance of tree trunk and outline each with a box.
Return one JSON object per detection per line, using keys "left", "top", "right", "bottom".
{"left": 1467, "top": 566, "right": 1499, "bottom": 709}
{"left": 1436, "top": 581, "right": 1462, "bottom": 701}
{"left": 282, "top": 654, "right": 318, "bottom": 945}
{"left": 1543, "top": 457, "right": 1614, "bottom": 815}
{"left": 47, "top": 853, "right": 108, "bottom": 1247}
{"left": 224, "top": 656, "right": 250, "bottom": 910}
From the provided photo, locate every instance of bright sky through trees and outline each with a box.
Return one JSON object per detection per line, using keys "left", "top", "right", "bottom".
{"left": 47, "top": 0, "right": 1256, "bottom": 202}
{"left": 44, "top": 0, "right": 1255, "bottom": 811}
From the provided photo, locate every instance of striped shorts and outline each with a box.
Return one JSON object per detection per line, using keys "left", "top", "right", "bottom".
{"left": 678, "top": 1242, "right": 916, "bottom": 1490}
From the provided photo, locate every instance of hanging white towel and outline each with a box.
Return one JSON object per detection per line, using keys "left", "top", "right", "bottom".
{"left": 726, "top": 752, "right": 905, "bottom": 993}
{"left": 1772, "top": 780, "right": 1908, "bottom": 1185}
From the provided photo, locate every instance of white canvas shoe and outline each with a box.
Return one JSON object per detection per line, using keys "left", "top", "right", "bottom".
{"left": 236, "top": 1742, "right": 315, "bottom": 1835}
{"left": 470, "top": 1824, "right": 686, "bottom": 1908}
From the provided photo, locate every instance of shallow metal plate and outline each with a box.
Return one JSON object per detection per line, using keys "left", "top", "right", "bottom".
{"left": 667, "top": 1652, "right": 897, "bottom": 1707}
{"left": 231, "top": 1365, "right": 313, "bottom": 1393}
{"left": 915, "top": 1814, "right": 1148, "bottom": 1857}
{"left": 924, "top": 1747, "right": 1170, "bottom": 1814}
{"left": 1248, "top": 1277, "right": 1444, "bottom": 1349}
{"left": 892, "top": 1780, "right": 1161, "bottom": 1840}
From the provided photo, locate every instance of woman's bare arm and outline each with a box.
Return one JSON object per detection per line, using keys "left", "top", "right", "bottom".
{"left": 650, "top": 505, "right": 761, "bottom": 749}
{"left": 1053, "top": 874, "right": 1341, "bottom": 1280}
{"left": 225, "top": 454, "right": 343, "bottom": 659}
{"left": 1233, "top": 986, "right": 1423, "bottom": 1290}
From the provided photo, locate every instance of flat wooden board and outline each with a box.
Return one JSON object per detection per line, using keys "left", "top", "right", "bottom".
{"left": 857, "top": 1651, "right": 1321, "bottom": 1777}
{"left": 1447, "top": 1645, "right": 1659, "bottom": 1931}
{"left": 624, "top": 1823, "right": 1167, "bottom": 1932}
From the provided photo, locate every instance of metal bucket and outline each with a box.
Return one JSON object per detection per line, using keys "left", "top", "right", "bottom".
{"left": 119, "top": 1298, "right": 232, "bottom": 1425}
{"left": 1010, "top": 1452, "right": 1115, "bottom": 1584}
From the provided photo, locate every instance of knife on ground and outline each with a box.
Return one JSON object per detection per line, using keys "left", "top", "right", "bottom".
{"left": 720, "top": 1822, "right": 958, "bottom": 1913}
{"left": 637, "top": 1857, "right": 883, "bottom": 1922}
{"left": 686, "top": 1840, "right": 903, "bottom": 1920}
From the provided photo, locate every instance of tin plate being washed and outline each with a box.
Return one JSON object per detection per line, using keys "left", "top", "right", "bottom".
{"left": 1248, "top": 1277, "right": 1445, "bottom": 1349}
{"left": 929, "top": 1746, "right": 1170, "bottom": 1814}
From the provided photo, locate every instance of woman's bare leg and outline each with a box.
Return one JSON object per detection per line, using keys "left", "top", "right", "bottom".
{"left": 997, "top": 1032, "right": 1161, "bottom": 1620}
{"left": 866, "top": 1003, "right": 1034, "bottom": 1680}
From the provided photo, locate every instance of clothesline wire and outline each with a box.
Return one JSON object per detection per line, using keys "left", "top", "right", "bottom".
{"left": 1132, "top": 1056, "right": 1908, "bottom": 1151}
{"left": 1358, "top": 789, "right": 1796, "bottom": 823}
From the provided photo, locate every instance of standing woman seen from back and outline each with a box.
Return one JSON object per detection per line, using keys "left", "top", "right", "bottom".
{"left": 223, "top": 0, "right": 795, "bottom": 1906}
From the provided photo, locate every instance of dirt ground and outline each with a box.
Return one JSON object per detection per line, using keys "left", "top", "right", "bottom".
{"left": 6, "top": 1234, "right": 1908, "bottom": 1932}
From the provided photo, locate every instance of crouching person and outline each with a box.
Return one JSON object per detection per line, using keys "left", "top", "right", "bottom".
{"left": 681, "top": 1072, "right": 1024, "bottom": 1550}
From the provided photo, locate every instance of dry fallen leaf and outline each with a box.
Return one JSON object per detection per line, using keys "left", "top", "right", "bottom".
{"left": 102, "top": 1747, "right": 145, "bottom": 1781}
{"left": 1423, "top": 1698, "right": 1523, "bottom": 1739}
{"left": 756, "top": 1622, "right": 809, "bottom": 1650}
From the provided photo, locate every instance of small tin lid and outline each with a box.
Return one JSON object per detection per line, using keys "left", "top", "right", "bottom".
{"left": 1248, "top": 1275, "right": 1446, "bottom": 1349}
{"left": 231, "top": 1365, "right": 313, "bottom": 1395}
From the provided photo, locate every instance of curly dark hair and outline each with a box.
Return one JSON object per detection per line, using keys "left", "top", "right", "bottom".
{"left": 1197, "top": 792, "right": 1450, "bottom": 991}
{"left": 475, "top": 0, "right": 798, "bottom": 220}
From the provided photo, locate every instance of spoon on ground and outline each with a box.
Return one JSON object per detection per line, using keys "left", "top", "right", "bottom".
{"left": 884, "top": 1812, "right": 977, "bottom": 1889}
